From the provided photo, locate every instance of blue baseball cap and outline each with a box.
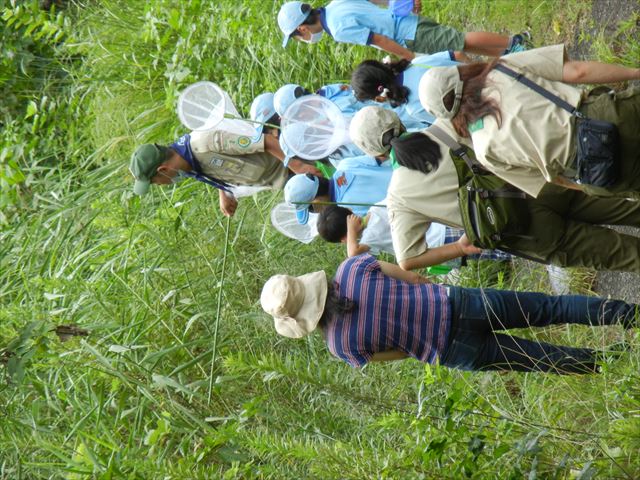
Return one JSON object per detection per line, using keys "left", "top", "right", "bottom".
{"left": 284, "top": 174, "right": 319, "bottom": 225}
{"left": 278, "top": 1, "right": 310, "bottom": 48}
{"left": 274, "top": 84, "right": 304, "bottom": 117}
{"left": 250, "top": 92, "right": 277, "bottom": 136}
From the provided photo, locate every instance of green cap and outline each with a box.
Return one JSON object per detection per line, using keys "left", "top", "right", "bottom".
{"left": 129, "top": 144, "right": 169, "bottom": 195}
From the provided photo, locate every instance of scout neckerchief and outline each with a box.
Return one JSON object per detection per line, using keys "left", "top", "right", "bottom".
{"left": 170, "top": 134, "right": 233, "bottom": 193}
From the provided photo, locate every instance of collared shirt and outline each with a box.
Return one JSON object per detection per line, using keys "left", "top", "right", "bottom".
{"left": 325, "top": 254, "right": 451, "bottom": 367}
{"left": 470, "top": 44, "right": 586, "bottom": 197}
{"left": 317, "top": 83, "right": 365, "bottom": 118}
{"left": 170, "top": 134, "right": 232, "bottom": 192}
{"left": 329, "top": 155, "right": 393, "bottom": 216}
{"left": 401, "top": 51, "right": 458, "bottom": 126}
{"left": 386, "top": 121, "right": 467, "bottom": 262}
{"left": 189, "top": 128, "right": 289, "bottom": 189}
{"left": 321, "top": 0, "right": 418, "bottom": 47}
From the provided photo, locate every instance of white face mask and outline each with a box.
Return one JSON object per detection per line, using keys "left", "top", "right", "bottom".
{"left": 301, "top": 30, "right": 323, "bottom": 44}
{"left": 170, "top": 170, "right": 188, "bottom": 184}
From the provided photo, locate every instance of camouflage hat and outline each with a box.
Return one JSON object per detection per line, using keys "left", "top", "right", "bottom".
{"left": 129, "top": 144, "right": 169, "bottom": 195}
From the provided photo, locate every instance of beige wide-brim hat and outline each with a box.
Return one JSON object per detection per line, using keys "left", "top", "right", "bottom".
{"left": 260, "top": 271, "right": 328, "bottom": 339}
{"left": 349, "top": 106, "right": 403, "bottom": 157}
{"left": 418, "top": 66, "right": 464, "bottom": 120}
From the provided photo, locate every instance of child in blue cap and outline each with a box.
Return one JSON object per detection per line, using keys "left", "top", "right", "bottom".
{"left": 277, "top": 1, "right": 529, "bottom": 61}
{"left": 284, "top": 153, "right": 392, "bottom": 225}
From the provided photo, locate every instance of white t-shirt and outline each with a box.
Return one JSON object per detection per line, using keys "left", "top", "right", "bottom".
{"left": 360, "top": 201, "right": 447, "bottom": 256}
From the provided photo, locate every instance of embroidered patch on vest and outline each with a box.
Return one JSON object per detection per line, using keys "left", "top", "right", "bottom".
{"left": 237, "top": 136, "right": 251, "bottom": 148}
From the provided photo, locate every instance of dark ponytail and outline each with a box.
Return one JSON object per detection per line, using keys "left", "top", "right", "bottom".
{"left": 351, "top": 59, "right": 411, "bottom": 107}
{"left": 389, "top": 133, "right": 442, "bottom": 174}
{"left": 317, "top": 281, "right": 357, "bottom": 331}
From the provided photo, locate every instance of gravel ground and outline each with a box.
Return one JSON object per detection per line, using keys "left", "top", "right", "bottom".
{"left": 567, "top": 0, "right": 640, "bottom": 303}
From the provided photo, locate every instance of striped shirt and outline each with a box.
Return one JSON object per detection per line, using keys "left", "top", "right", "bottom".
{"left": 325, "top": 254, "right": 451, "bottom": 368}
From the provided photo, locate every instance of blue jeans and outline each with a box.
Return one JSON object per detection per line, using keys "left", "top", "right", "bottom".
{"left": 441, "top": 287, "right": 637, "bottom": 374}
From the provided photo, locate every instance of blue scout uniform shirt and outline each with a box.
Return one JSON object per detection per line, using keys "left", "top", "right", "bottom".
{"left": 399, "top": 51, "right": 459, "bottom": 126}
{"left": 320, "top": 0, "right": 418, "bottom": 47}
{"left": 329, "top": 155, "right": 392, "bottom": 216}
{"left": 317, "top": 83, "right": 370, "bottom": 118}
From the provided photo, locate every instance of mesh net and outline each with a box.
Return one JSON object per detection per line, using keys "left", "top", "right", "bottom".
{"left": 281, "top": 95, "right": 351, "bottom": 160}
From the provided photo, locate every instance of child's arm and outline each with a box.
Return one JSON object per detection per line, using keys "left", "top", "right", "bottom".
{"left": 370, "top": 33, "right": 415, "bottom": 61}
{"left": 346, "top": 214, "right": 371, "bottom": 257}
{"left": 378, "top": 260, "right": 431, "bottom": 284}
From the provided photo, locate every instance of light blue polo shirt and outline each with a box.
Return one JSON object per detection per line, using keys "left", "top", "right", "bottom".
{"left": 322, "top": 0, "right": 418, "bottom": 47}
{"left": 330, "top": 155, "right": 393, "bottom": 216}
{"left": 401, "top": 51, "right": 459, "bottom": 126}
{"left": 317, "top": 83, "right": 370, "bottom": 118}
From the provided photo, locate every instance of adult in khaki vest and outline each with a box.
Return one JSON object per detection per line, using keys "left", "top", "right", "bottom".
{"left": 418, "top": 44, "right": 640, "bottom": 200}
{"left": 129, "top": 93, "right": 320, "bottom": 216}
{"left": 349, "top": 106, "right": 640, "bottom": 273}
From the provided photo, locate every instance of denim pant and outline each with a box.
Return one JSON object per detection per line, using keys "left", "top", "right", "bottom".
{"left": 441, "top": 287, "right": 637, "bottom": 374}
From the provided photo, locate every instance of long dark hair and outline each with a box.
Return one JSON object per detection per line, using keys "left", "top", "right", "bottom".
{"left": 388, "top": 132, "right": 442, "bottom": 174}
{"left": 351, "top": 59, "right": 411, "bottom": 107}
{"left": 317, "top": 281, "right": 356, "bottom": 330}
{"left": 447, "top": 60, "right": 502, "bottom": 138}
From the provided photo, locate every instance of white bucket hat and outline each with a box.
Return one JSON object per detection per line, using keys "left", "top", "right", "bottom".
{"left": 260, "top": 271, "right": 328, "bottom": 338}
{"left": 418, "top": 66, "right": 464, "bottom": 120}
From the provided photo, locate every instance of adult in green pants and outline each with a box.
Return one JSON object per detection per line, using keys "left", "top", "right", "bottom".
{"left": 349, "top": 106, "right": 640, "bottom": 272}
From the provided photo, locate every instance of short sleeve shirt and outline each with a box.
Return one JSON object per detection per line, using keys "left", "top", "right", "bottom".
{"left": 471, "top": 44, "right": 586, "bottom": 197}
{"left": 331, "top": 156, "right": 393, "bottom": 216}
{"left": 386, "top": 123, "right": 464, "bottom": 262}
{"left": 360, "top": 203, "right": 395, "bottom": 256}
{"left": 324, "top": 0, "right": 418, "bottom": 47}
{"left": 403, "top": 51, "right": 458, "bottom": 126}
{"left": 189, "top": 128, "right": 289, "bottom": 189}
{"left": 325, "top": 254, "right": 451, "bottom": 367}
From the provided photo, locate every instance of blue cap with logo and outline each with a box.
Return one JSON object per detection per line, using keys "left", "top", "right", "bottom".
{"left": 274, "top": 84, "right": 305, "bottom": 117}
{"left": 278, "top": 1, "right": 310, "bottom": 48}
{"left": 250, "top": 92, "right": 277, "bottom": 137}
{"left": 284, "top": 173, "right": 319, "bottom": 225}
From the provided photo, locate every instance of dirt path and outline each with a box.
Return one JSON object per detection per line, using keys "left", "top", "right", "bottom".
{"left": 567, "top": 0, "right": 640, "bottom": 303}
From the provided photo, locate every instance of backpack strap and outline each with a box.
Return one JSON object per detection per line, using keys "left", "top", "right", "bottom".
{"left": 493, "top": 64, "right": 584, "bottom": 118}
{"left": 427, "top": 124, "right": 486, "bottom": 175}
{"left": 468, "top": 185, "right": 527, "bottom": 200}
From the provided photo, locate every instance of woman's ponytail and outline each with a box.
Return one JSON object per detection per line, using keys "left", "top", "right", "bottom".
{"left": 390, "top": 133, "right": 442, "bottom": 174}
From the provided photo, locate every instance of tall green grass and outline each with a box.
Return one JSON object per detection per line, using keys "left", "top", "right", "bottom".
{"left": 1, "top": 0, "right": 639, "bottom": 478}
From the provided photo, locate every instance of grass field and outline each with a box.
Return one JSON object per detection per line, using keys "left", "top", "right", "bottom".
{"left": 1, "top": 0, "right": 639, "bottom": 478}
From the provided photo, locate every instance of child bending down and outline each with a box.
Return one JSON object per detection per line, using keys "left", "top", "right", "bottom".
{"left": 317, "top": 204, "right": 511, "bottom": 265}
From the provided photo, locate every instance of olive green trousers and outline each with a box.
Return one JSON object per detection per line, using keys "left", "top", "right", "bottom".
{"left": 502, "top": 183, "right": 640, "bottom": 272}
